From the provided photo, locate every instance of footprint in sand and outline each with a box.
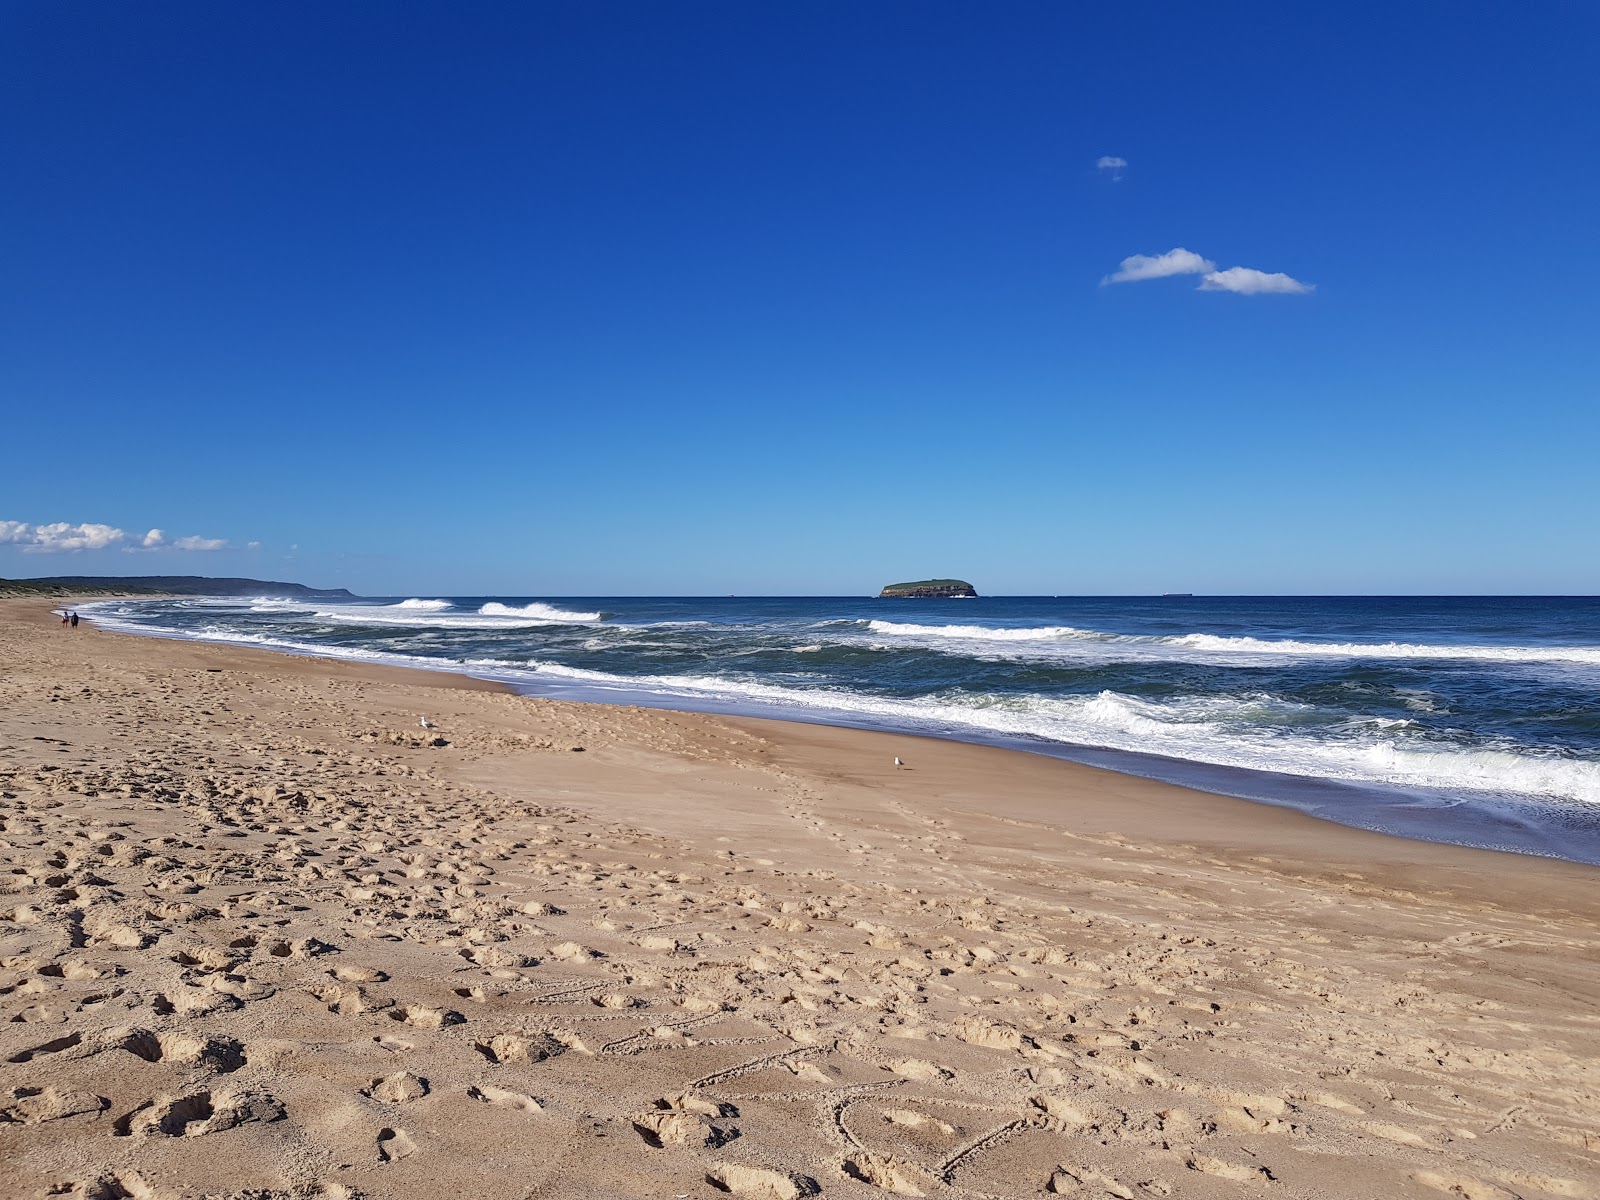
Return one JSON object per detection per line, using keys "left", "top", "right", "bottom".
{"left": 843, "top": 1154, "right": 930, "bottom": 1197}
{"left": 364, "top": 1072, "right": 428, "bottom": 1103}
{"left": 49, "top": 1171, "right": 159, "bottom": 1199}
{"left": 632, "top": 1106, "right": 739, "bottom": 1149}
{"left": 1185, "top": 1152, "right": 1275, "bottom": 1184}
{"left": 466, "top": 1084, "right": 542, "bottom": 1113}
{"left": 705, "top": 1164, "right": 819, "bottom": 1199}
{"left": 7, "top": 1031, "right": 86, "bottom": 1064}
{"left": 377, "top": 1126, "right": 418, "bottom": 1162}
{"left": 389, "top": 1003, "right": 464, "bottom": 1029}
{"left": 115, "top": 1089, "right": 284, "bottom": 1137}
{"left": 0, "top": 1086, "right": 108, "bottom": 1125}
{"left": 473, "top": 1031, "right": 566, "bottom": 1064}
{"left": 882, "top": 1109, "right": 956, "bottom": 1136}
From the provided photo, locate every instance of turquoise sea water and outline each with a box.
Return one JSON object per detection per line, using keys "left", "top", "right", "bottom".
{"left": 82, "top": 595, "right": 1600, "bottom": 863}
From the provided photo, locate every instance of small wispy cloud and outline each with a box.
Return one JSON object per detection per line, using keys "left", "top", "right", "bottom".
{"left": 1096, "top": 155, "right": 1128, "bottom": 179}
{"left": 1103, "top": 247, "right": 1314, "bottom": 295}
{"left": 1198, "top": 266, "right": 1315, "bottom": 294}
{"left": 1102, "top": 247, "right": 1215, "bottom": 285}
{"left": 0, "top": 519, "right": 232, "bottom": 554}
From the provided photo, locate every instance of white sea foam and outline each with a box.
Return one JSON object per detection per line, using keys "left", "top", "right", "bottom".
{"left": 867, "top": 619, "right": 1600, "bottom": 666}
{"left": 77, "top": 599, "right": 1600, "bottom": 807}
{"left": 312, "top": 609, "right": 540, "bottom": 630}
{"left": 513, "top": 662, "right": 1600, "bottom": 804}
{"left": 1163, "top": 632, "right": 1600, "bottom": 664}
{"left": 868, "top": 620, "right": 1100, "bottom": 641}
{"left": 479, "top": 602, "right": 602, "bottom": 622}
{"left": 253, "top": 598, "right": 602, "bottom": 629}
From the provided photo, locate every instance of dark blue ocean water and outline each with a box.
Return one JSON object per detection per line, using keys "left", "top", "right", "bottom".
{"left": 83, "top": 595, "right": 1600, "bottom": 863}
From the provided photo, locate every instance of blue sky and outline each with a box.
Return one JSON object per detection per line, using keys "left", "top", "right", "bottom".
{"left": 3, "top": 2, "right": 1597, "bottom": 595}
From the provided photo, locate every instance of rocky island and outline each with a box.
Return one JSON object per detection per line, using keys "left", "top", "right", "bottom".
{"left": 877, "top": 578, "right": 978, "bottom": 598}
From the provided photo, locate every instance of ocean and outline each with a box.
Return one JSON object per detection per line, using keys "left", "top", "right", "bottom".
{"left": 81, "top": 594, "right": 1600, "bottom": 864}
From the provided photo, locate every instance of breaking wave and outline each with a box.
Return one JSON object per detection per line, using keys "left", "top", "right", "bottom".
{"left": 868, "top": 620, "right": 1097, "bottom": 641}
{"left": 868, "top": 620, "right": 1600, "bottom": 665}
{"left": 75, "top": 593, "right": 1600, "bottom": 852}
{"left": 478, "top": 602, "right": 603, "bottom": 622}
{"left": 517, "top": 662, "right": 1600, "bottom": 804}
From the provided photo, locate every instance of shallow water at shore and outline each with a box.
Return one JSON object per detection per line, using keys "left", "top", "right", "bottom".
{"left": 82, "top": 593, "right": 1600, "bottom": 862}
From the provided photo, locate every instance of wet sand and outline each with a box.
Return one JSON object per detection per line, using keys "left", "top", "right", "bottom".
{"left": 2, "top": 599, "right": 1597, "bottom": 1200}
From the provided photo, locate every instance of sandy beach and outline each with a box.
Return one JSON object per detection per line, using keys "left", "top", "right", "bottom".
{"left": 2, "top": 599, "right": 1597, "bottom": 1200}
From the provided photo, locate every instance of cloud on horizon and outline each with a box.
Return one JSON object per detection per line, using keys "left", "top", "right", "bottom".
{"left": 1103, "top": 247, "right": 1314, "bottom": 295}
{"left": 172, "top": 534, "right": 228, "bottom": 551}
{"left": 0, "top": 519, "right": 234, "bottom": 554}
{"left": 1102, "top": 247, "right": 1216, "bottom": 284}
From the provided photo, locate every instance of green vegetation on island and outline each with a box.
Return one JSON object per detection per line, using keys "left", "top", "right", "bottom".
{"left": 0, "top": 576, "right": 356, "bottom": 599}
{"left": 877, "top": 578, "right": 978, "bottom": 598}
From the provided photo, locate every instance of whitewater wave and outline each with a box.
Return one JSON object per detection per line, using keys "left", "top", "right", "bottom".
{"left": 224, "top": 598, "right": 602, "bottom": 630}
{"left": 867, "top": 619, "right": 1600, "bottom": 665}
{"left": 869, "top": 620, "right": 1101, "bottom": 642}
{"left": 75, "top": 597, "right": 1600, "bottom": 814}
{"left": 479, "top": 602, "right": 603, "bottom": 622}
{"left": 312, "top": 609, "right": 556, "bottom": 630}
{"left": 516, "top": 662, "right": 1600, "bottom": 804}
{"left": 1164, "top": 632, "right": 1600, "bottom": 665}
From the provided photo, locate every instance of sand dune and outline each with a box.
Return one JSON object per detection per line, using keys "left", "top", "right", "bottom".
{"left": 1, "top": 600, "right": 1597, "bottom": 1199}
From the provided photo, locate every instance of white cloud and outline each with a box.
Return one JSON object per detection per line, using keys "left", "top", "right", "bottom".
{"left": 1102, "top": 248, "right": 1314, "bottom": 295}
{"left": 1198, "top": 266, "right": 1315, "bottom": 294}
{"left": 0, "top": 519, "right": 231, "bottom": 553}
{"left": 1096, "top": 155, "right": 1128, "bottom": 178}
{"left": 21, "top": 522, "right": 127, "bottom": 552}
{"left": 1103, "top": 247, "right": 1215, "bottom": 285}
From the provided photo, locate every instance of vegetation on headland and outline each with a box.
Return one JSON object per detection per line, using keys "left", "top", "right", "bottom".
{"left": 878, "top": 578, "right": 978, "bottom": 598}
{"left": 0, "top": 576, "right": 355, "bottom": 599}
{"left": 0, "top": 578, "right": 166, "bottom": 598}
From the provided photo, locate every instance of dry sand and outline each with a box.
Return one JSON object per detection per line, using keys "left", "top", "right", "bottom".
{"left": 1, "top": 599, "right": 1596, "bottom": 1200}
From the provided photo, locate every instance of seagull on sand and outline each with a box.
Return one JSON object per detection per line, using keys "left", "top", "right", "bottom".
{"left": 419, "top": 716, "right": 436, "bottom": 730}
{"left": 894, "top": 757, "right": 905, "bottom": 768}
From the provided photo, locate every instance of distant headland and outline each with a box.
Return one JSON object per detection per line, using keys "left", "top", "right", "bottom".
{"left": 877, "top": 578, "right": 978, "bottom": 599}
{"left": 0, "top": 575, "right": 356, "bottom": 599}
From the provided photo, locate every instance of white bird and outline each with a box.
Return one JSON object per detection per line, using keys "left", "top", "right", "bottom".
{"left": 419, "top": 716, "right": 436, "bottom": 730}
{"left": 894, "top": 757, "right": 905, "bottom": 768}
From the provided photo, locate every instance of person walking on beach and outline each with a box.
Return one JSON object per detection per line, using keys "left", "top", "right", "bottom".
{"left": 59, "top": 610, "right": 69, "bottom": 624}
{"left": 70, "top": 612, "right": 79, "bottom": 628}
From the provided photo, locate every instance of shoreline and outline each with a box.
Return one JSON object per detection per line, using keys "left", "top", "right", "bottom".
{"left": 73, "top": 596, "right": 1600, "bottom": 867}
{"left": 4, "top": 597, "right": 1598, "bottom": 1198}
{"left": 19, "top": 595, "right": 1600, "bottom": 902}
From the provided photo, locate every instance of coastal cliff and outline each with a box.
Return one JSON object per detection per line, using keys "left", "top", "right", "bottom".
{"left": 878, "top": 578, "right": 978, "bottom": 598}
